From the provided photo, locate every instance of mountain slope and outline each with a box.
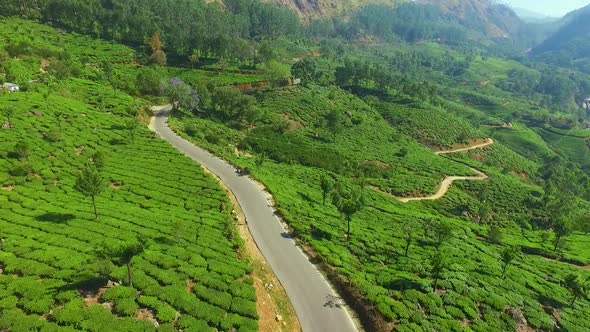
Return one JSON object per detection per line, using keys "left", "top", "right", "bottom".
{"left": 415, "top": 0, "right": 524, "bottom": 38}
{"left": 534, "top": 4, "right": 590, "bottom": 54}
{"left": 532, "top": 4, "right": 590, "bottom": 72}
{"left": 512, "top": 7, "right": 558, "bottom": 23}
{"left": 262, "top": 0, "right": 402, "bottom": 18}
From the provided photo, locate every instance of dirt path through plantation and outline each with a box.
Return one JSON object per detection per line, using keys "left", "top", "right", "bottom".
{"left": 373, "top": 139, "right": 494, "bottom": 202}
{"left": 435, "top": 138, "right": 495, "bottom": 155}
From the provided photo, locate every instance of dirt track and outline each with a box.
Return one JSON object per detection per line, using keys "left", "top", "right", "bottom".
{"left": 376, "top": 139, "right": 494, "bottom": 202}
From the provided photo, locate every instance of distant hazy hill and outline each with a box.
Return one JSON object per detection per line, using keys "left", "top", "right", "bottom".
{"left": 512, "top": 7, "right": 558, "bottom": 23}
{"left": 533, "top": 4, "right": 590, "bottom": 55}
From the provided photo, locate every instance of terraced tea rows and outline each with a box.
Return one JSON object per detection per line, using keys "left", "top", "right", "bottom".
{"left": 0, "top": 91, "right": 258, "bottom": 331}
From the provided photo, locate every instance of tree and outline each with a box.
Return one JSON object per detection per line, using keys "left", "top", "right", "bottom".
{"left": 91, "top": 151, "right": 106, "bottom": 170}
{"left": 320, "top": 174, "right": 334, "bottom": 205}
{"left": 100, "top": 240, "right": 145, "bottom": 288}
{"left": 577, "top": 215, "right": 590, "bottom": 235}
{"left": 552, "top": 218, "right": 574, "bottom": 252}
{"left": 14, "top": 140, "right": 30, "bottom": 160}
{"left": 54, "top": 111, "right": 64, "bottom": 132}
{"left": 500, "top": 246, "right": 519, "bottom": 278}
{"left": 563, "top": 273, "right": 587, "bottom": 307}
{"left": 431, "top": 250, "right": 448, "bottom": 292}
{"left": 149, "top": 32, "right": 167, "bottom": 65}
{"left": 162, "top": 78, "right": 194, "bottom": 111}
{"left": 150, "top": 50, "right": 167, "bottom": 66}
{"left": 2, "top": 107, "right": 15, "bottom": 128}
{"left": 433, "top": 220, "right": 454, "bottom": 249}
{"left": 325, "top": 110, "right": 345, "bottom": 142}
{"left": 403, "top": 222, "right": 416, "bottom": 257}
{"left": 75, "top": 163, "right": 105, "bottom": 220}
{"left": 487, "top": 225, "right": 503, "bottom": 244}
{"left": 125, "top": 118, "right": 140, "bottom": 144}
{"left": 332, "top": 185, "right": 364, "bottom": 243}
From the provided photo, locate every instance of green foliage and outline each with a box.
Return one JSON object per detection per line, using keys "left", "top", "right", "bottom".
{"left": 487, "top": 225, "right": 503, "bottom": 244}
{"left": 13, "top": 140, "right": 30, "bottom": 160}
{"left": 0, "top": 58, "right": 255, "bottom": 331}
{"left": 563, "top": 273, "right": 588, "bottom": 307}
{"left": 500, "top": 246, "right": 519, "bottom": 278}
{"left": 74, "top": 163, "right": 105, "bottom": 220}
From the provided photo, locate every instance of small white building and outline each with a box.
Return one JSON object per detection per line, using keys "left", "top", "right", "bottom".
{"left": 2, "top": 83, "right": 19, "bottom": 92}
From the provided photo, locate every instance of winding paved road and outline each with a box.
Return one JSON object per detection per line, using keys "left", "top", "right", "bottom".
{"left": 151, "top": 106, "right": 358, "bottom": 332}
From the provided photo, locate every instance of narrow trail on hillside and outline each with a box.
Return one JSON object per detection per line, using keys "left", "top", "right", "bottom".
{"left": 434, "top": 138, "right": 495, "bottom": 155}
{"left": 373, "top": 139, "right": 494, "bottom": 203}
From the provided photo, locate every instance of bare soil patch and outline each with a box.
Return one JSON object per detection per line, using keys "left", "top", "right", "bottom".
{"left": 1, "top": 185, "right": 15, "bottom": 192}
{"left": 75, "top": 146, "right": 85, "bottom": 155}
{"left": 109, "top": 181, "right": 122, "bottom": 190}
{"left": 83, "top": 286, "right": 109, "bottom": 307}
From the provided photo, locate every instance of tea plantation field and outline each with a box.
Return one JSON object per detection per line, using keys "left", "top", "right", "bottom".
{"left": 0, "top": 89, "right": 258, "bottom": 331}
{"left": 170, "top": 84, "right": 590, "bottom": 331}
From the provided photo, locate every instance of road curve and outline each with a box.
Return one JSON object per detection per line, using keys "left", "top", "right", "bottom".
{"left": 151, "top": 106, "right": 358, "bottom": 332}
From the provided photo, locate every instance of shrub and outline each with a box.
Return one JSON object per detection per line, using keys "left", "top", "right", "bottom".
{"left": 113, "top": 297, "right": 139, "bottom": 317}
{"left": 230, "top": 297, "right": 258, "bottom": 319}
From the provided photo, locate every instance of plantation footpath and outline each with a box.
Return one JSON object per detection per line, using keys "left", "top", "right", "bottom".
{"left": 395, "top": 167, "right": 488, "bottom": 203}
{"left": 375, "top": 139, "right": 494, "bottom": 202}
{"left": 151, "top": 105, "right": 358, "bottom": 332}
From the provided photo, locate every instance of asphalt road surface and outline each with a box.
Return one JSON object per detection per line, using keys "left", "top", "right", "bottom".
{"left": 151, "top": 105, "right": 358, "bottom": 332}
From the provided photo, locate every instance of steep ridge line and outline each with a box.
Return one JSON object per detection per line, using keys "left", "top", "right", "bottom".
{"left": 149, "top": 106, "right": 359, "bottom": 332}
{"left": 375, "top": 138, "right": 494, "bottom": 202}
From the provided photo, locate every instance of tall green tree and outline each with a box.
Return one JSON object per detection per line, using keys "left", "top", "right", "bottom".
{"left": 552, "top": 218, "right": 574, "bottom": 252}
{"left": 563, "top": 273, "right": 587, "bottom": 307}
{"left": 431, "top": 250, "right": 448, "bottom": 292}
{"left": 332, "top": 185, "right": 364, "bottom": 243}
{"left": 99, "top": 240, "right": 145, "bottom": 288}
{"left": 403, "top": 222, "right": 416, "bottom": 257}
{"left": 433, "top": 220, "right": 454, "bottom": 249}
{"left": 500, "top": 246, "right": 519, "bottom": 278}
{"left": 14, "top": 140, "right": 30, "bottom": 160}
{"left": 2, "top": 107, "right": 15, "bottom": 128}
{"left": 325, "top": 110, "right": 345, "bottom": 143}
{"left": 75, "top": 163, "right": 105, "bottom": 220}
{"left": 319, "top": 174, "right": 334, "bottom": 205}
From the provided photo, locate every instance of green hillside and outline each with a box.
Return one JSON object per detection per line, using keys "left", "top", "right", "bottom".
{"left": 2, "top": 0, "right": 590, "bottom": 330}
{"left": 0, "top": 22, "right": 258, "bottom": 332}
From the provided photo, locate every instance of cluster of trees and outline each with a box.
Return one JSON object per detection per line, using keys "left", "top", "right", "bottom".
{"left": 333, "top": 58, "right": 437, "bottom": 100}
{"left": 497, "top": 66, "right": 590, "bottom": 114}
{"left": 161, "top": 77, "right": 261, "bottom": 129}
{"left": 1, "top": 0, "right": 300, "bottom": 61}
{"left": 349, "top": 4, "right": 468, "bottom": 43}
